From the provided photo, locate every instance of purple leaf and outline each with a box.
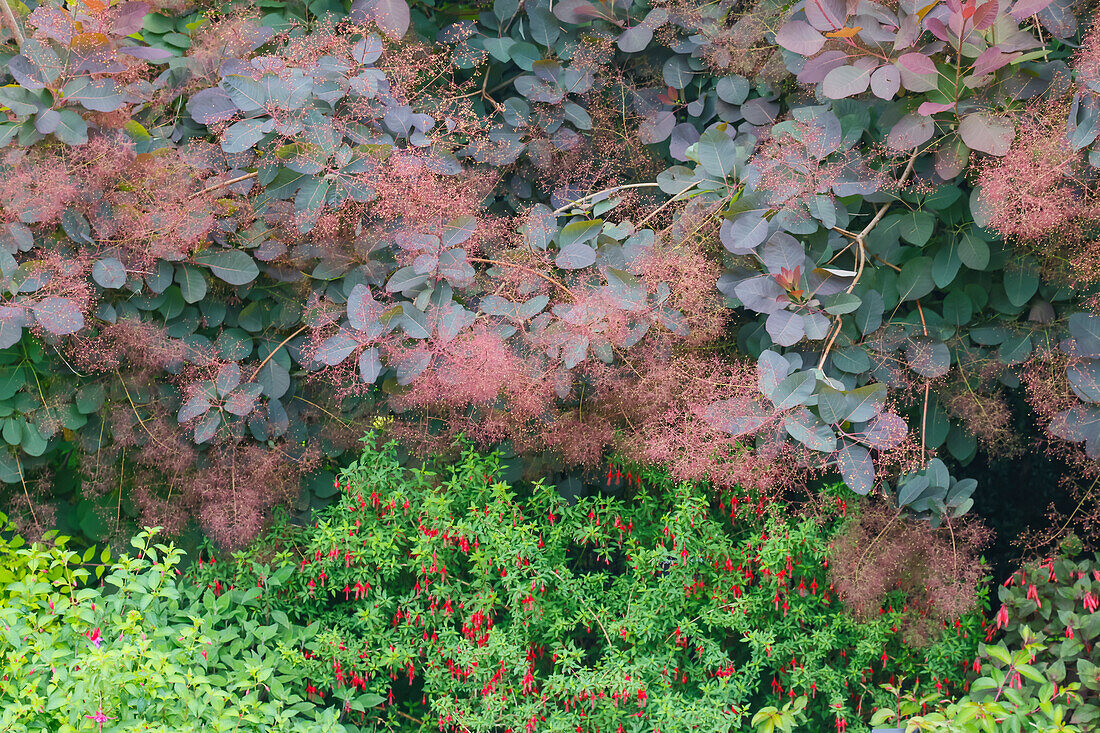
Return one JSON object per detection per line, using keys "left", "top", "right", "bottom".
{"left": 194, "top": 411, "right": 220, "bottom": 444}
{"left": 177, "top": 394, "right": 211, "bottom": 423}
{"left": 225, "top": 384, "right": 263, "bottom": 416}
{"left": 785, "top": 408, "right": 837, "bottom": 452}
{"left": 870, "top": 64, "right": 901, "bottom": 99}
{"left": 804, "top": 0, "right": 846, "bottom": 31}
{"left": 215, "top": 363, "right": 242, "bottom": 397}
{"left": 836, "top": 441, "right": 874, "bottom": 494}
{"left": 359, "top": 347, "right": 384, "bottom": 383}
{"left": 32, "top": 297, "right": 83, "bottom": 336}
{"left": 617, "top": 24, "right": 654, "bottom": 53}
{"left": 887, "top": 112, "right": 934, "bottom": 150}
{"left": 733, "top": 276, "right": 786, "bottom": 315}
{"left": 0, "top": 307, "right": 25, "bottom": 349}
{"left": 905, "top": 337, "right": 951, "bottom": 377}
{"left": 757, "top": 350, "right": 790, "bottom": 399}
{"left": 767, "top": 310, "right": 806, "bottom": 347}
{"left": 958, "top": 113, "right": 1015, "bottom": 155}
{"left": 720, "top": 213, "right": 769, "bottom": 254}
{"left": 551, "top": 0, "right": 603, "bottom": 22}
{"left": 859, "top": 412, "right": 908, "bottom": 449}
{"left": 637, "top": 110, "right": 676, "bottom": 144}
{"left": 351, "top": 0, "right": 410, "bottom": 39}
{"left": 119, "top": 46, "right": 175, "bottom": 61}
{"left": 776, "top": 21, "right": 826, "bottom": 55}
{"left": 112, "top": 2, "right": 150, "bottom": 35}
{"left": 1010, "top": 0, "right": 1054, "bottom": 20}
{"left": 971, "top": 47, "right": 1020, "bottom": 76}
{"left": 27, "top": 6, "right": 73, "bottom": 43}
{"left": 925, "top": 17, "right": 950, "bottom": 41}
{"left": 798, "top": 51, "right": 848, "bottom": 84}
{"left": 556, "top": 242, "right": 597, "bottom": 269}
{"left": 760, "top": 232, "right": 807, "bottom": 274}
{"left": 317, "top": 330, "right": 358, "bottom": 366}
{"left": 347, "top": 284, "right": 385, "bottom": 336}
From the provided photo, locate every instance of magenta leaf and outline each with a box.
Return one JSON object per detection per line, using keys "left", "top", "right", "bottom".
{"left": 918, "top": 101, "right": 956, "bottom": 116}
{"left": 897, "top": 52, "right": 937, "bottom": 75}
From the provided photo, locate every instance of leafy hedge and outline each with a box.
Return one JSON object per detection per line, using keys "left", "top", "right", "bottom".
{"left": 0, "top": 0, "right": 1098, "bottom": 550}
{"left": 0, "top": 516, "right": 358, "bottom": 732}
{"left": 194, "top": 434, "right": 986, "bottom": 732}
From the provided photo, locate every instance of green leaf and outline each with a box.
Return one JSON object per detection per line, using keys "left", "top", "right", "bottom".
{"left": 53, "top": 110, "right": 88, "bottom": 145}
{"left": 898, "top": 257, "right": 935, "bottom": 301}
{"left": 222, "top": 75, "right": 270, "bottom": 113}
{"left": 1004, "top": 264, "right": 1039, "bottom": 307}
{"left": 194, "top": 250, "right": 259, "bottom": 286}
{"left": 958, "top": 231, "right": 990, "bottom": 270}
{"left": 175, "top": 264, "right": 208, "bottom": 303}
{"left": 696, "top": 126, "right": 738, "bottom": 178}
{"left": 221, "top": 118, "right": 267, "bottom": 154}
{"left": 557, "top": 220, "right": 602, "bottom": 248}
{"left": 821, "top": 292, "right": 861, "bottom": 315}
{"left": 900, "top": 212, "right": 935, "bottom": 246}
{"left": 771, "top": 370, "right": 816, "bottom": 410}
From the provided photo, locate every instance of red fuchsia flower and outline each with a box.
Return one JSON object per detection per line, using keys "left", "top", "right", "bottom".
{"left": 1066, "top": 625, "right": 1074, "bottom": 639}
{"left": 1026, "top": 584, "right": 1042, "bottom": 608}
{"left": 994, "top": 605, "right": 1010, "bottom": 629}
{"left": 1084, "top": 592, "right": 1099, "bottom": 614}
{"left": 85, "top": 708, "right": 114, "bottom": 731}
{"left": 85, "top": 628, "right": 102, "bottom": 649}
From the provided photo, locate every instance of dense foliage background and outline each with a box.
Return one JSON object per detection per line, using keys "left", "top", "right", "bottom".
{"left": 2, "top": 0, "right": 1100, "bottom": 728}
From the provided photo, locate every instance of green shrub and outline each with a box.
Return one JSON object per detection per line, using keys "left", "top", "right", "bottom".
{"left": 197, "top": 434, "right": 985, "bottom": 732}
{"left": 871, "top": 550, "right": 1100, "bottom": 733}
{"left": 0, "top": 518, "right": 360, "bottom": 732}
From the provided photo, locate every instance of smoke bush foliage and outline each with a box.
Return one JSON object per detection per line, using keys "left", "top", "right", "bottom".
{"left": 193, "top": 434, "right": 985, "bottom": 732}
{"left": 0, "top": 0, "right": 1097, "bottom": 549}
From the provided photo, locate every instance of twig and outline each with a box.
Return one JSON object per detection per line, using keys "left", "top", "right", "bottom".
{"left": 0, "top": 0, "right": 23, "bottom": 46}
{"left": 249, "top": 324, "right": 310, "bottom": 381}
{"left": 635, "top": 181, "right": 700, "bottom": 228}
{"left": 14, "top": 455, "right": 35, "bottom": 529}
{"left": 393, "top": 710, "right": 425, "bottom": 726}
{"left": 468, "top": 257, "right": 574, "bottom": 299}
{"left": 191, "top": 171, "right": 258, "bottom": 199}
{"left": 117, "top": 373, "right": 170, "bottom": 451}
{"left": 551, "top": 182, "right": 661, "bottom": 215}
{"left": 818, "top": 149, "right": 921, "bottom": 369}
